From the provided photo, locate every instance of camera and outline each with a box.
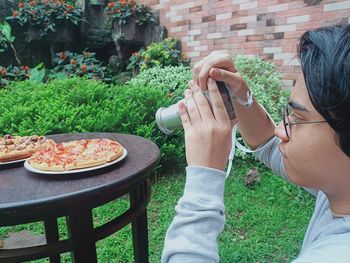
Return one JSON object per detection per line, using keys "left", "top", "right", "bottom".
{"left": 155, "top": 81, "right": 236, "bottom": 134}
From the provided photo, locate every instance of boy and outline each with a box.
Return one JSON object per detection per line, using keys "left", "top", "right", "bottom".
{"left": 162, "top": 25, "right": 350, "bottom": 262}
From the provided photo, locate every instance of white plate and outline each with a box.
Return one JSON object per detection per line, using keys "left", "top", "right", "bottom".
{"left": 0, "top": 158, "right": 27, "bottom": 165}
{"left": 24, "top": 148, "right": 128, "bottom": 175}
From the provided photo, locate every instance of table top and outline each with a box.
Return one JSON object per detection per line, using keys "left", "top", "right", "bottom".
{"left": 0, "top": 133, "right": 160, "bottom": 222}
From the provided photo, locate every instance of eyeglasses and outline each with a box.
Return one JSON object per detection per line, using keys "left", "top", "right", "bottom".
{"left": 283, "top": 103, "right": 327, "bottom": 139}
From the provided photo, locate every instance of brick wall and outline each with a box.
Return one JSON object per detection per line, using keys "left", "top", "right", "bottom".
{"left": 141, "top": 0, "right": 350, "bottom": 88}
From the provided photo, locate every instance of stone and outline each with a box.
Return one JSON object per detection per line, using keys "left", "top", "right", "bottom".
{"left": 2, "top": 231, "right": 46, "bottom": 249}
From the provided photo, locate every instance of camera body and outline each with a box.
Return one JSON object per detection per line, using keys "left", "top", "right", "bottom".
{"left": 155, "top": 81, "right": 236, "bottom": 134}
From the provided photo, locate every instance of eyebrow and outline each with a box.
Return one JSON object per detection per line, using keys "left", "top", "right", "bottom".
{"left": 288, "top": 101, "right": 309, "bottom": 112}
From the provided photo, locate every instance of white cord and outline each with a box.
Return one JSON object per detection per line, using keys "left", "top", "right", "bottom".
{"left": 225, "top": 104, "right": 275, "bottom": 178}
{"left": 226, "top": 124, "right": 237, "bottom": 178}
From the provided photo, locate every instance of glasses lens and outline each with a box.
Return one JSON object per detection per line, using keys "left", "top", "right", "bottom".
{"left": 283, "top": 105, "right": 290, "bottom": 138}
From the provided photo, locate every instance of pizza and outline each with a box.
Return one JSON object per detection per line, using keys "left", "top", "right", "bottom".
{"left": 28, "top": 138, "right": 124, "bottom": 171}
{"left": 0, "top": 134, "right": 55, "bottom": 162}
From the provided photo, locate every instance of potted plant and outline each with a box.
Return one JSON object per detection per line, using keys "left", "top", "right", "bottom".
{"left": 105, "top": 0, "right": 155, "bottom": 41}
{"left": 7, "top": 0, "right": 83, "bottom": 40}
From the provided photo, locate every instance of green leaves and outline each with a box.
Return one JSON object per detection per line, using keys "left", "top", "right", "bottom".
{"left": 0, "top": 78, "right": 184, "bottom": 171}
{"left": 0, "top": 22, "right": 15, "bottom": 53}
{"left": 105, "top": 0, "right": 155, "bottom": 26}
{"left": 127, "top": 38, "right": 190, "bottom": 74}
{"left": 234, "top": 55, "right": 290, "bottom": 123}
{"left": 128, "top": 65, "right": 192, "bottom": 101}
{"left": 29, "top": 63, "right": 46, "bottom": 83}
{"left": 6, "top": 0, "right": 83, "bottom": 38}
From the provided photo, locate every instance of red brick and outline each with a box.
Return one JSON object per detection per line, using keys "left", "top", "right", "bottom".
{"left": 258, "top": 0, "right": 278, "bottom": 6}
{"left": 246, "top": 34, "right": 265, "bottom": 42}
{"left": 232, "top": 11, "right": 249, "bottom": 17}
{"left": 296, "top": 21, "right": 322, "bottom": 31}
{"left": 190, "top": 6, "right": 202, "bottom": 13}
{"left": 230, "top": 23, "right": 247, "bottom": 30}
{"left": 177, "top": 20, "right": 191, "bottom": 26}
{"left": 202, "top": 15, "right": 216, "bottom": 23}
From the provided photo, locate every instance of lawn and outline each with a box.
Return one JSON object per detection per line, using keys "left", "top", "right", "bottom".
{"left": 0, "top": 160, "right": 315, "bottom": 263}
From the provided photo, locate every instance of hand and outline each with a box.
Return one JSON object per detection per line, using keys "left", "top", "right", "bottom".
{"left": 192, "top": 50, "right": 247, "bottom": 93}
{"left": 178, "top": 78, "right": 232, "bottom": 171}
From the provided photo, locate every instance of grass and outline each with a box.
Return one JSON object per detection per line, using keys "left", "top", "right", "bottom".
{"left": 0, "top": 160, "right": 315, "bottom": 263}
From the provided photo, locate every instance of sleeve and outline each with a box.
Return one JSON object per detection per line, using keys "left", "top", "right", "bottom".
{"left": 161, "top": 166, "right": 227, "bottom": 263}
{"left": 292, "top": 234, "right": 350, "bottom": 263}
{"left": 253, "top": 136, "right": 318, "bottom": 197}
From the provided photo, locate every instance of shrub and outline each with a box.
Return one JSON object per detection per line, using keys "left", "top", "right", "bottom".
{"left": 128, "top": 65, "right": 192, "bottom": 101}
{"left": 0, "top": 78, "right": 185, "bottom": 170}
{"left": 234, "top": 55, "right": 290, "bottom": 124}
{"left": 7, "top": 0, "right": 83, "bottom": 37}
{"left": 0, "top": 65, "right": 31, "bottom": 87}
{"left": 127, "top": 38, "right": 190, "bottom": 75}
{"left": 49, "top": 51, "right": 111, "bottom": 82}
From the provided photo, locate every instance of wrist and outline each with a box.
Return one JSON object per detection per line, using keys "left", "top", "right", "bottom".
{"left": 226, "top": 81, "right": 253, "bottom": 108}
{"left": 185, "top": 166, "right": 226, "bottom": 200}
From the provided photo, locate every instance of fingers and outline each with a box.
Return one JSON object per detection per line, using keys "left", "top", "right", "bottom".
{"left": 188, "top": 80, "right": 215, "bottom": 122}
{"left": 192, "top": 58, "right": 205, "bottom": 88}
{"left": 178, "top": 101, "right": 191, "bottom": 130}
{"left": 184, "top": 89, "right": 202, "bottom": 125}
{"left": 207, "top": 77, "right": 230, "bottom": 124}
{"left": 209, "top": 68, "right": 244, "bottom": 93}
{"left": 192, "top": 51, "right": 237, "bottom": 91}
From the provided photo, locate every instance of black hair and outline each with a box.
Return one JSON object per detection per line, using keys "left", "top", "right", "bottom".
{"left": 297, "top": 24, "right": 350, "bottom": 157}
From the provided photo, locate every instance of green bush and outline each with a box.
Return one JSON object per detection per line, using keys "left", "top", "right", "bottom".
{"left": 127, "top": 38, "right": 190, "bottom": 75}
{"left": 128, "top": 56, "right": 290, "bottom": 122}
{"left": 0, "top": 78, "right": 185, "bottom": 170}
{"left": 234, "top": 55, "right": 290, "bottom": 123}
{"left": 49, "top": 51, "right": 111, "bottom": 82}
{"left": 128, "top": 65, "right": 192, "bottom": 101}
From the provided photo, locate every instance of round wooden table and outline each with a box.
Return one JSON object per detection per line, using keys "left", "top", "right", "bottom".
{"left": 0, "top": 133, "right": 160, "bottom": 263}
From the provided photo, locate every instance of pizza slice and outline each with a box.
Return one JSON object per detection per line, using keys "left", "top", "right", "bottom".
{"left": 0, "top": 134, "right": 55, "bottom": 162}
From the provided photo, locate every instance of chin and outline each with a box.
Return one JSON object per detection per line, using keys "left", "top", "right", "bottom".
{"left": 283, "top": 159, "right": 305, "bottom": 186}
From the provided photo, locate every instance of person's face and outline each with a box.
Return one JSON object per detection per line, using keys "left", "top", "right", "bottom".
{"left": 274, "top": 74, "right": 350, "bottom": 194}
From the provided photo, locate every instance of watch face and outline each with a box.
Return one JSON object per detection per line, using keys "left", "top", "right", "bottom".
{"left": 217, "top": 81, "right": 236, "bottom": 120}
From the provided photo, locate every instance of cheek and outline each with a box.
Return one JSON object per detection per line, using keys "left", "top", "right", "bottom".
{"left": 284, "top": 132, "right": 327, "bottom": 186}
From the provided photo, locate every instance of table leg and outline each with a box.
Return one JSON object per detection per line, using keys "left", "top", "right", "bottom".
{"left": 44, "top": 218, "right": 60, "bottom": 263}
{"left": 130, "top": 181, "right": 149, "bottom": 263}
{"left": 67, "top": 209, "right": 97, "bottom": 263}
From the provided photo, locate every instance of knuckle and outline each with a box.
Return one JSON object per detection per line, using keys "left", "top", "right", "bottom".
{"left": 197, "top": 99, "right": 207, "bottom": 107}
{"left": 188, "top": 106, "right": 197, "bottom": 115}
{"left": 192, "top": 64, "right": 200, "bottom": 73}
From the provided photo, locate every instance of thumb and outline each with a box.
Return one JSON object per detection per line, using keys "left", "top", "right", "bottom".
{"left": 210, "top": 67, "right": 245, "bottom": 92}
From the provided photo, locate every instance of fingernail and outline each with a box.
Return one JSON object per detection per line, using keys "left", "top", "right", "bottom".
{"left": 178, "top": 102, "right": 185, "bottom": 109}
{"left": 184, "top": 89, "right": 192, "bottom": 96}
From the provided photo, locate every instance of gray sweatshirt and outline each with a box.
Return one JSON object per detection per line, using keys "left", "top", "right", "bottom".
{"left": 162, "top": 136, "right": 350, "bottom": 262}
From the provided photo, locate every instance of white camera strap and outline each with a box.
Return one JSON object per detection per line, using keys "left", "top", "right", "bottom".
{"left": 225, "top": 103, "right": 276, "bottom": 179}
{"left": 225, "top": 125, "right": 253, "bottom": 178}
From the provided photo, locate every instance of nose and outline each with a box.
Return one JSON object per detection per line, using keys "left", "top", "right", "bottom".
{"left": 274, "top": 121, "right": 289, "bottom": 142}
